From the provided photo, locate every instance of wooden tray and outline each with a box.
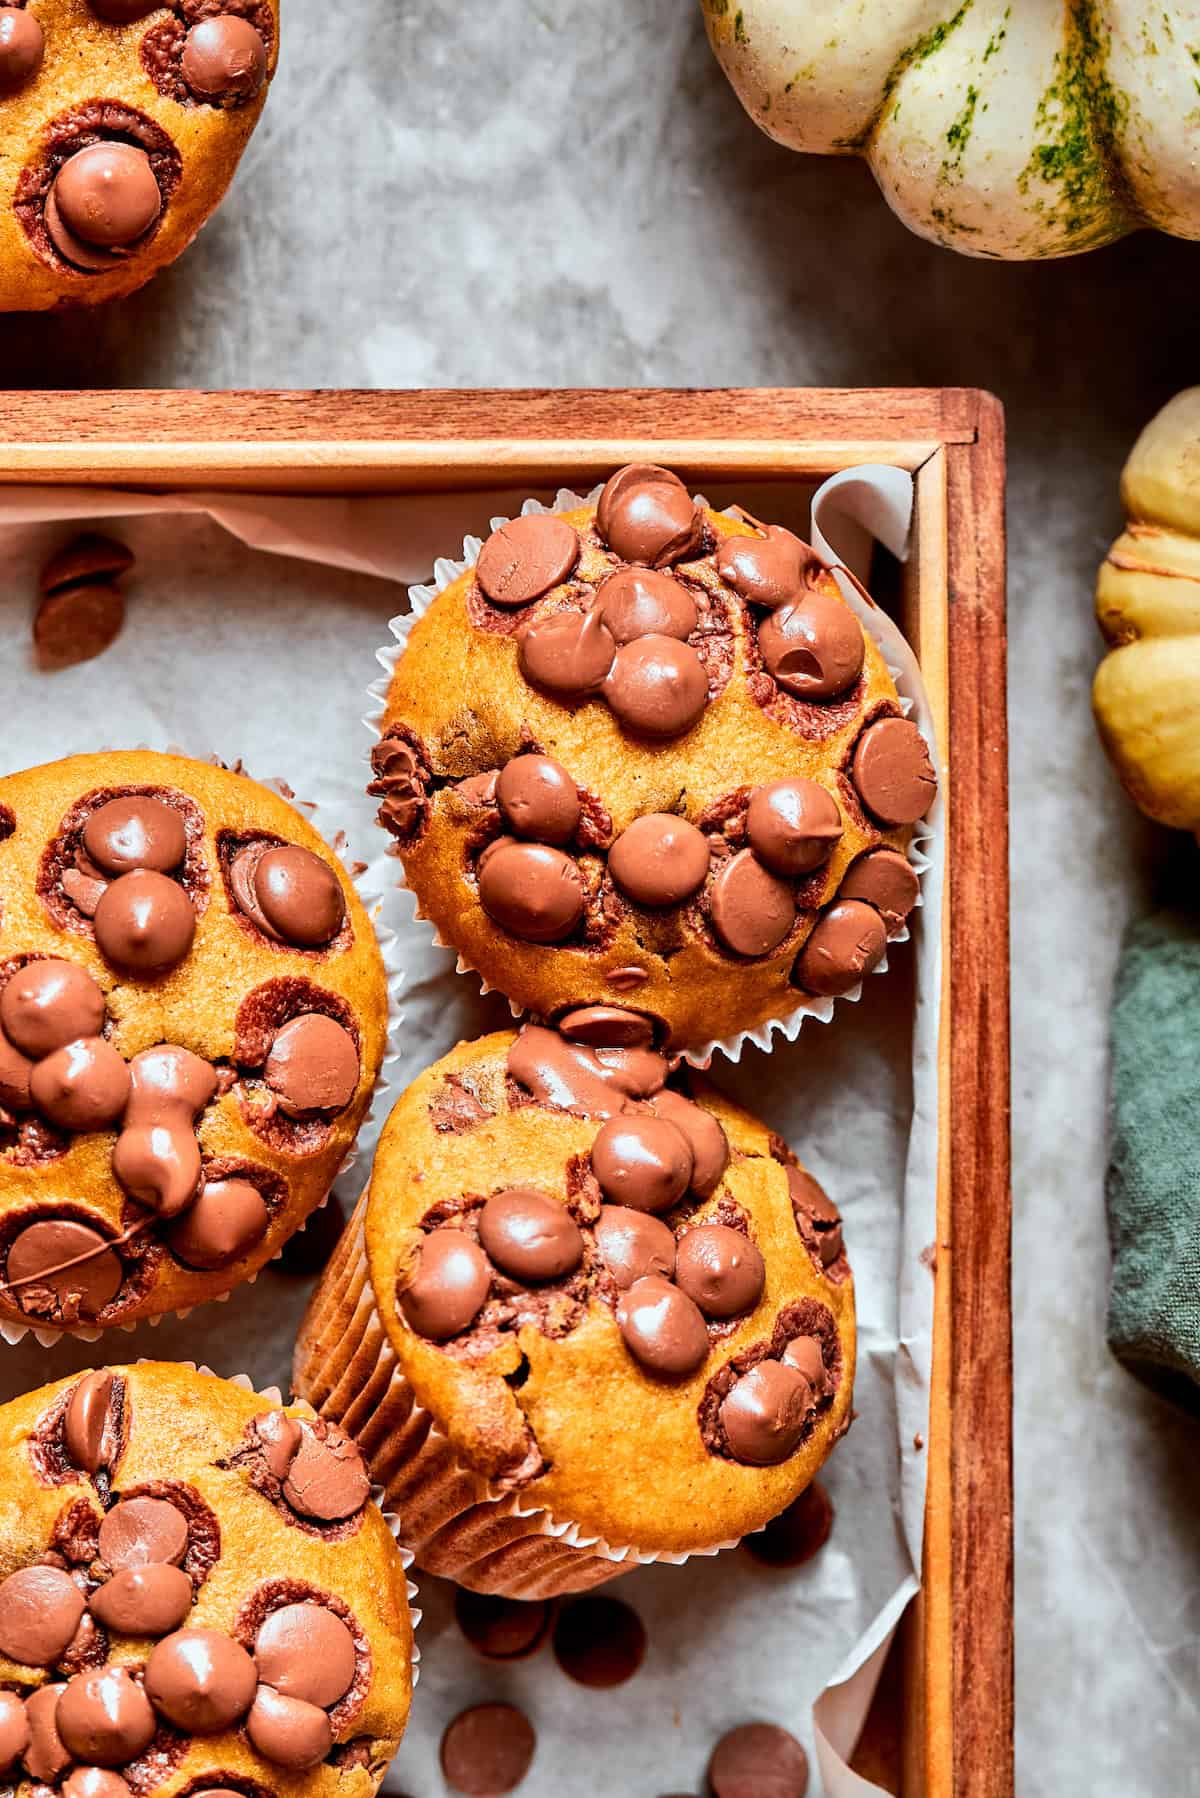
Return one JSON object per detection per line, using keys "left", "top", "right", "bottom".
{"left": 0, "top": 388, "right": 1011, "bottom": 1798}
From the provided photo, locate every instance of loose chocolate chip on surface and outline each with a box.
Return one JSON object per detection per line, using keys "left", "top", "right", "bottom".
{"left": 608, "top": 812, "right": 710, "bottom": 907}
{"left": 0, "top": 6, "right": 43, "bottom": 93}
{"left": 0, "top": 1564, "right": 86, "bottom": 1665}
{"left": 604, "top": 634, "right": 709, "bottom": 738}
{"left": 708, "top": 1721, "right": 810, "bottom": 1798}
{"left": 746, "top": 779, "right": 842, "bottom": 878}
{"left": 792, "top": 900, "right": 887, "bottom": 998}
{"left": 838, "top": 847, "right": 919, "bottom": 935}
{"left": 454, "top": 1590, "right": 550, "bottom": 1662}
{"left": 477, "top": 513, "right": 580, "bottom": 607}
{"left": 647, "top": 1088, "right": 728, "bottom": 1199}
{"left": 517, "top": 607, "right": 616, "bottom": 699}
{"left": 41, "top": 534, "right": 134, "bottom": 596}
{"left": 716, "top": 525, "right": 816, "bottom": 609}
{"left": 34, "top": 586, "right": 126, "bottom": 671}
{"left": 720, "top": 1361, "right": 815, "bottom": 1466}
{"left": 181, "top": 14, "right": 267, "bottom": 100}
{"left": 594, "top": 1204, "right": 676, "bottom": 1290}
{"left": 496, "top": 755, "right": 581, "bottom": 845}
{"left": 478, "top": 840, "right": 584, "bottom": 944}
{"left": 92, "top": 869, "right": 195, "bottom": 973}
{"left": 850, "top": 716, "right": 937, "bottom": 826}
{"left": 281, "top": 1420, "right": 371, "bottom": 1522}
{"left": 708, "top": 849, "right": 796, "bottom": 958}
{"left": 144, "top": 1627, "right": 257, "bottom": 1732}
{"left": 254, "top": 1602, "right": 356, "bottom": 1707}
{"left": 553, "top": 1595, "right": 646, "bottom": 1688}
{"left": 398, "top": 1225, "right": 492, "bottom": 1340}
{"left": 592, "top": 1113, "right": 692, "bottom": 1213}
{"left": 245, "top": 1683, "right": 332, "bottom": 1768}
{"left": 440, "top": 1701, "right": 536, "bottom": 1797}
{"left": 757, "top": 591, "right": 864, "bottom": 701}
{"left": 264, "top": 1013, "right": 358, "bottom": 1115}
{"left": 593, "top": 566, "right": 698, "bottom": 643}
{"left": 744, "top": 1479, "right": 834, "bottom": 1569}
{"left": 99, "top": 1495, "right": 189, "bottom": 1570}
{"left": 5, "top": 1218, "right": 123, "bottom": 1318}
{"left": 56, "top": 1664, "right": 156, "bottom": 1765}
{"left": 0, "top": 958, "right": 106, "bottom": 1059}
{"left": 64, "top": 1368, "right": 122, "bottom": 1476}
{"left": 83, "top": 796, "right": 185, "bottom": 877}
{"left": 674, "top": 1223, "right": 765, "bottom": 1319}
{"left": 165, "top": 1177, "right": 269, "bottom": 1270}
{"left": 616, "top": 1275, "right": 709, "bottom": 1378}
{"left": 596, "top": 465, "right": 703, "bottom": 568}
{"left": 89, "top": 1563, "right": 193, "bottom": 1637}
{"left": 478, "top": 1188, "right": 584, "bottom": 1283}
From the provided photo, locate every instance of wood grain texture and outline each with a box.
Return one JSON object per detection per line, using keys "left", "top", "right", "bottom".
{"left": 0, "top": 387, "right": 1012, "bottom": 1793}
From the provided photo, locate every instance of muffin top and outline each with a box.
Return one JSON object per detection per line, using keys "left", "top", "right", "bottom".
{"left": 0, "top": 0, "right": 278, "bottom": 311}
{"left": 0, "top": 751, "right": 388, "bottom": 1337}
{"left": 373, "top": 463, "right": 935, "bottom": 1051}
{"left": 363, "top": 1017, "right": 855, "bottom": 1555}
{"left": 0, "top": 1361, "right": 414, "bottom": 1795}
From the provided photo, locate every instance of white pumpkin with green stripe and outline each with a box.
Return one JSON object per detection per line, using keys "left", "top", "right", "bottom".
{"left": 702, "top": 0, "right": 1200, "bottom": 258}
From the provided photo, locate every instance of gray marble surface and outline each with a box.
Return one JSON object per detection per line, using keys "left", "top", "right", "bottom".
{"left": 5, "top": 1, "right": 1200, "bottom": 1792}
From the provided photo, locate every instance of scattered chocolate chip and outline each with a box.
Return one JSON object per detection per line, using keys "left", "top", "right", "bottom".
{"left": 34, "top": 586, "right": 125, "bottom": 672}
{"left": 440, "top": 1702, "right": 536, "bottom": 1797}
{"left": 254, "top": 1602, "right": 356, "bottom": 1707}
{"left": 181, "top": 14, "right": 267, "bottom": 99}
{"left": 92, "top": 869, "right": 195, "bottom": 973}
{"left": 850, "top": 716, "right": 936, "bottom": 826}
{"left": 604, "top": 635, "right": 709, "bottom": 738}
{"left": 0, "top": 958, "right": 106, "bottom": 1059}
{"left": 838, "top": 847, "right": 919, "bottom": 935}
{"left": 88, "top": 1563, "right": 193, "bottom": 1637}
{"left": 592, "top": 1113, "right": 692, "bottom": 1213}
{"left": 5, "top": 1218, "right": 123, "bottom": 1318}
{"left": 720, "top": 1361, "right": 815, "bottom": 1466}
{"left": 264, "top": 1014, "right": 358, "bottom": 1116}
{"left": 757, "top": 591, "right": 864, "bottom": 701}
{"left": 478, "top": 840, "right": 584, "bottom": 943}
{"left": 165, "top": 1177, "right": 269, "bottom": 1270}
{"left": 792, "top": 900, "right": 887, "bottom": 997}
{"left": 83, "top": 796, "right": 184, "bottom": 876}
{"left": 746, "top": 779, "right": 842, "bottom": 877}
{"left": 397, "top": 1225, "right": 491, "bottom": 1340}
{"left": 647, "top": 1089, "right": 728, "bottom": 1199}
{"left": 477, "top": 513, "right": 580, "bottom": 607}
{"left": 478, "top": 1188, "right": 584, "bottom": 1283}
{"left": 496, "top": 755, "right": 581, "bottom": 845}
{"left": 99, "top": 1495, "right": 188, "bottom": 1570}
{"left": 454, "top": 1590, "right": 551, "bottom": 1662}
{"left": 616, "top": 1275, "right": 709, "bottom": 1378}
{"left": 517, "top": 607, "right": 616, "bottom": 699}
{"left": 593, "top": 566, "right": 697, "bottom": 642}
{"left": 553, "top": 1596, "right": 646, "bottom": 1687}
{"left": 716, "top": 525, "right": 818, "bottom": 609}
{"left": 708, "top": 849, "right": 796, "bottom": 958}
{"left": 143, "top": 1627, "right": 257, "bottom": 1731}
{"left": 41, "top": 535, "right": 134, "bottom": 597}
{"left": 744, "top": 1480, "right": 833, "bottom": 1569}
{"left": 708, "top": 1721, "right": 810, "bottom": 1798}
{"left": 596, "top": 465, "right": 703, "bottom": 568}
{"left": 0, "top": 5, "right": 43, "bottom": 93}
{"left": 56, "top": 1664, "right": 157, "bottom": 1764}
{"left": 0, "top": 1564, "right": 86, "bottom": 1665}
{"left": 594, "top": 1205, "right": 676, "bottom": 1290}
{"left": 674, "top": 1223, "right": 765, "bottom": 1319}
{"left": 608, "top": 813, "right": 710, "bottom": 907}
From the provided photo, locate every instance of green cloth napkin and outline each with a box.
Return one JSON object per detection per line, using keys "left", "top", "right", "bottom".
{"left": 1107, "top": 903, "right": 1200, "bottom": 1413}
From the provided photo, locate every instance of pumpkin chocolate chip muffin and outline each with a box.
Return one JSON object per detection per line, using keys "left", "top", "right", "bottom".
{"left": 371, "top": 463, "right": 935, "bottom": 1053}
{"left": 0, "top": 0, "right": 277, "bottom": 312}
{"left": 0, "top": 1362, "right": 414, "bottom": 1794}
{"left": 0, "top": 750, "right": 388, "bottom": 1340}
{"left": 293, "top": 1013, "right": 855, "bottom": 1599}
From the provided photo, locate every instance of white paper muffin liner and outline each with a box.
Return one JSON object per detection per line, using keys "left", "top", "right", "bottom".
{"left": 365, "top": 475, "right": 939, "bottom": 1067}
{"left": 0, "top": 748, "right": 405, "bottom": 1348}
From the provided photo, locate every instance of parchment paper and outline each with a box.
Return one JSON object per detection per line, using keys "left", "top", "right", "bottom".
{"left": 0, "top": 468, "right": 941, "bottom": 1797}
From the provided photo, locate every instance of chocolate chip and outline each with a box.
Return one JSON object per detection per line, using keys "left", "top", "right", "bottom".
{"left": 596, "top": 465, "right": 703, "bottom": 568}
{"left": 744, "top": 1480, "right": 833, "bottom": 1569}
{"left": 591, "top": 1113, "right": 692, "bottom": 1213}
{"left": 708, "top": 1721, "right": 810, "bottom": 1798}
{"left": 792, "top": 900, "right": 887, "bottom": 997}
{"left": 87, "top": 0, "right": 159, "bottom": 18}
{"left": 674, "top": 1223, "right": 765, "bottom": 1319}
{"left": 398, "top": 1225, "right": 491, "bottom": 1339}
{"left": 496, "top": 755, "right": 581, "bottom": 845}
{"left": 553, "top": 1596, "right": 646, "bottom": 1687}
{"left": 254, "top": 1602, "right": 356, "bottom": 1707}
{"left": 476, "top": 513, "right": 580, "bottom": 606}
{"left": 56, "top": 1664, "right": 157, "bottom": 1765}
{"left": 63, "top": 1770, "right": 133, "bottom": 1798}
{"left": 757, "top": 591, "right": 864, "bottom": 701}
{"left": 609, "top": 813, "right": 710, "bottom": 906}
{"left": 440, "top": 1702, "right": 536, "bottom": 1797}
{"left": 29, "top": 1036, "right": 130, "bottom": 1132}
{"left": 23, "top": 1684, "right": 70, "bottom": 1781}
{"left": 83, "top": 796, "right": 185, "bottom": 876}
{"left": 111, "top": 1045, "right": 216, "bottom": 1217}
{"left": 478, "top": 1188, "right": 584, "bottom": 1283}
{"left": 0, "top": 1690, "right": 27, "bottom": 1774}
{"left": 280, "top": 1420, "right": 371, "bottom": 1521}
{"left": 143, "top": 1627, "right": 257, "bottom": 1731}
{"left": 517, "top": 608, "right": 615, "bottom": 699}
{"left": 647, "top": 1089, "right": 728, "bottom": 1199}
{"left": 264, "top": 1014, "right": 358, "bottom": 1116}
{"left": 454, "top": 1590, "right": 551, "bottom": 1662}
{"left": 64, "top": 1370, "right": 122, "bottom": 1474}
{"left": 478, "top": 840, "right": 584, "bottom": 943}
{"left": 716, "top": 525, "right": 817, "bottom": 609}
{"left": 616, "top": 1275, "right": 709, "bottom": 1378}
{"left": 165, "top": 1177, "right": 269, "bottom": 1270}
{"left": 0, "top": 6, "right": 43, "bottom": 93}
{"left": 850, "top": 716, "right": 937, "bottom": 826}
{"left": 88, "top": 1563, "right": 193, "bottom": 1637}
{"left": 593, "top": 566, "right": 697, "bottom": 642}
{"left": 41, "top": 535, "right": 134, "bottom": 597}
{"left": 255, "top": 1407, "right": 302, "bottom": 1479}
{"left": 0, "top": 1564, "right": 86, "bottom": 1665}
{"left": 604, "top": 635, "right": 709, "bottom": 738}
{"left": 245, "top": 1684, "right": 332, "bottom": 1769}
{"left": 708, "top": 849, "right": 795, "bottom": 958}
{"left": 556, "top": 1005, "right": 655, "bottom": 1048}
{"left": 46, "top": 143, "right": 162, "bottom": 271}
{"left": 34, "top": 586, "right": 125, "bottom": 672}
{"left": 0, "top": 958, "right": 106, "bottom": 1059}
{"left": 838, "top": 847, "right": 919, "bottom": 935}
{"left": 720, "top": 1361, "right": 815, "bottom": 1466}
{"left": 99, "top": 1496, "right": 188, "bottom": 1570}
{"left": 180, "top": 14, "right": 267, "bottom": 99}
{"left": 230, "top": 843, "right": 346, "bottom": 947}
{"left": 594, "top": 1204, "right": 676, "bottom": 1290}
{"left": 746, "top": 779, "right": 842, "bottom": 878}
{"left": 92, "top": 869, "right": 195, "bottom": 973}
{"left": 5, "top": 1218, "right": 124, "bottom": 1318}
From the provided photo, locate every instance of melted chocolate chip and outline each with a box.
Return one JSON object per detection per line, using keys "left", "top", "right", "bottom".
{"left": 144, "top": 1628, "right": 256, "bottom": 1732}
{"left": 850, "top": 716, "right": 937, "bottom": 826}
{"left": 757, "top": 591, "right": 865, "bottom": 701}
{"left": 838, "top": 847, "right": 919, "bottom": 935}
{"left": 264, "top": 1014, "right": 358, "bottom": 1116}
{"left": 594, "top": 1205, "right": 676, "bottom": 1289}
{"left": 476, "top": 513, "right": 580, "bottom": 606}
{"left": 517, "top": 607, "right": 616, "bottom": 700}
{"left": 604, "top": 635, "right": 708, "bottom": 738}
{"left": 746, "top": 779, "right": 842, "bottom": 877}
{"left": 646, "top": 1088, "right": 728, "bottom": 1199}
{"left": 180, "top": 15, "right": 267, "bottom": 99}
{"left": 716, "top": 525, "right": 819, "bottom": 609}
{"left": 0, "top": 6, "right": 43, "bottom": 92}
{"left": 616, "top": 1275, "right": 708, "bottom": 1378}
{"left": 591, "top": 1113, "right": 692, "bottom": 1213}
{"left": 478, "top": 840, "right": 584, "bottom": 943}
{"left": 495, "top": 755, "right": 581, "bottom": 845}
{"left": 675, "top": 1223, "right": 765, "bottom": 1319}
{"left": 0, "top": 1564, "right": 86, "bottom": 1665}
{"left": 792, "top": 900, "right": 887, "bottom": 997}
{"left": 720, "top": 1360, "right": 815, "bottom": 1465}
{"left": 92, "top": 869, "right": 195, "bottom": 973}
{"left": 5, "top": 1218, "right": 124, "bottom": 1319}
{"left": 397, "top": 1226, "right": 491, "bottom": 1340}
{"left": 608, "top": 813, "right": 710, "bottom": 907}
{"left": 0, "top": 958, "right": 106, "bottom": 1059}
{"left": 253, "top": 1602, "right": 356, "bottom": 1707}
{"left": 89, "top": 1563, "right": 193, "bottom": 1637}
{"left": 708, "top": 849, "right": 796, "bottom": 958}
{"left": 592, "top": 566, "right": 697, "bottom": 642}
{"left": 596, "top": 465, "right": 703, "bottom": 568}
{"left": 478, "top": 1188, "right": 584, "bottom": 1283}
{"left": 83, "top": 797, "right": 185, "bottom": 877}
{"left": 56, "top": 1664, "right": 156, "bottom": 1764}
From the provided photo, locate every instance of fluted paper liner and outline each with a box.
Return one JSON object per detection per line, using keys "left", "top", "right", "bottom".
{"left": 365, "top": 471, "right": 937, "bottom": 1066}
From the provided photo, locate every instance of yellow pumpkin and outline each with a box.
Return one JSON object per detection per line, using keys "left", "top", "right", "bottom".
{"left": 1094, "top": 389, "right": 1200, "bottom": 834}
